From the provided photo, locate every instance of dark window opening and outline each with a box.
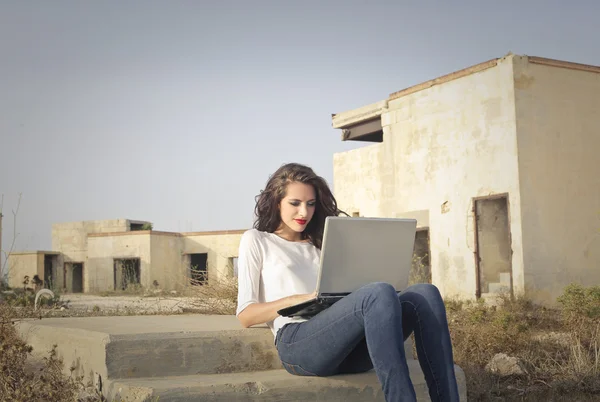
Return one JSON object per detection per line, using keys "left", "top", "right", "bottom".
{"left": 130, "top": 223, "right": 144, "bottom": 231}
{"left": 190, "top": 253, "right": 208, "bottom": 285}
{"left": 130, "top": 222, "right": 152, "bottom": 231}
{"left": 340, "top": 118, "right": 383, "bottom": 143}
{"left": 114, "top": 258, "right": 141, "bottom": 290}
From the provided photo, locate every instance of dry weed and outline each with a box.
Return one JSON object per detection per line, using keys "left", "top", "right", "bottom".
{"left": 184, "top": 275, "right": 238, "bottom": 315}
{"left": 447, "top": 287, "right": 600, "bottom": 401}
{"left": 409, "top": 254, "right": 431, "bottom": 285}
{"left": 0, "top": 302, "right": 102, "bottom": 401}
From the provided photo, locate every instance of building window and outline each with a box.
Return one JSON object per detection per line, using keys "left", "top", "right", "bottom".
{"left": 189, "top": 253, "right": 208, "bottom": 285}
{"left": 114, "top": 258, "right": 140, "bottom": 290}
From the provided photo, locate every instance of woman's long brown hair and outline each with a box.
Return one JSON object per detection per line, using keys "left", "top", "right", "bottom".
{"left": 253, "top": 163, "right": 347, "bottom": 249}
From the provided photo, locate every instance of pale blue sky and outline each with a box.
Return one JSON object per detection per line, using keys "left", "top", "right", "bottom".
{"left": 1, "top": 0, "right": 599, "bottom": 258}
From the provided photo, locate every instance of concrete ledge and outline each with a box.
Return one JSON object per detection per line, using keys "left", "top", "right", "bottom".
{"left": 16, "top": 315, "right": 467, "bottom": 401}
{"left": 106, "top": 365, "right": 467, "bottom": 402}
{"left": 16, "top": 315, "right": 282, "bottom": 381}
{"left": 331, "top": 100, "right": 389, "bottom": 129}
{"left": 17, "top": 318, "right": 112, "bottom": 381}
{"left": 16, "top": 315, "right": 417, "bottom": 381}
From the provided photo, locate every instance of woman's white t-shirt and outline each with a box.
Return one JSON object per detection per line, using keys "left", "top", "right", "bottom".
{"left": 236, "top": 229, "right": 320, "bottom": 339}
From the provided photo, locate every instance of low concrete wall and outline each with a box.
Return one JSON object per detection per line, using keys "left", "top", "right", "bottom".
{"left": 6, "top": 252, "right": 40, "bottom": 289}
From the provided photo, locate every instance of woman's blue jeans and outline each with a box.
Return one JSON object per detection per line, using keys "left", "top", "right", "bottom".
{"left": 275, "top": 282, "right": 460, "bottom": 402}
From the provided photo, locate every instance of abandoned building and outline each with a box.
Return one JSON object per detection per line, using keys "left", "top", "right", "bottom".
{"left": 331, "top": 53, "right": 600, "bottom": 305}
{"left": 7, "top": 219, "right": 243, "bottom": 293}
{"left": 6, "top": 54, "right": 599, "bottom": 303}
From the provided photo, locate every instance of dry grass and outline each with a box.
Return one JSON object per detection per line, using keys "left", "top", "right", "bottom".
{"left": 182, "top": 275, "right": 238, "bottom": 315}
{"left": 409, "top": 254, "right": 431, "bottom": 286}
{"left": 0, "top": 302, "right": 103, "bottom": 402}
{"left": 3, "top": 273, "right": 600, "bottom": 401}
{"left": 447, "top": 285, "right": 600, "bottom": 401}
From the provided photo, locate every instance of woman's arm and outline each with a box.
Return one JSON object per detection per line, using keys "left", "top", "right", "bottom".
{"left": 236, "top": 230, "right": 316, "bottom": 328}
{"left": 237, "top": 291, "right": 316, "bottom": 328}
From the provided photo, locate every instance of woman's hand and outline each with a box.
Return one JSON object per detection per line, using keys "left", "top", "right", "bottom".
{"left": 288, "top": 291, "right": 317, "bottom": 306}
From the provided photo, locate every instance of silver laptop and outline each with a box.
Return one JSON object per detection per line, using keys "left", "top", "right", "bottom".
{"left": 277, "top": 216, "right": 417, "bottom": 318}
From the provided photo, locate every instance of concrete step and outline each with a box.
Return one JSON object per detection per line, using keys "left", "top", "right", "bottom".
{"left": 16, "top": 314, "right": 416, "bottom": 381}
{"left": 105, "top": 365, "right": 466, "bottom": 402}
{"left": 17, "top": 315, "right": 282, "bottom": 381}
{"left": 499, "top": 272, "right": 511, "bottom": 286}
{"left": 17, "top": 314, "right": 468, "bottom": 401}
{"left": 487, "top": 282, "right": 510, "bottom": 294}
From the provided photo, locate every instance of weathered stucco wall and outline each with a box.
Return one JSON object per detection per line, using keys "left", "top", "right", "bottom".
{"left": 513, "top": 56, "right": 600, "bottom": 304}
{"left": 87, "top": 233, "right": 151, "bottom": 292}
{"left": 7, "top": 253, "right": 40, "bottom": 289}
{"left": 150, "top": 233, "right": 185, "bottom": 290}
{"left": 182, "top": 231, "right": 244, "bottom": 282}
{"left": 333, "top": 144, "right": 384, "bottom": 217}
{"left": 334, "top": 56, "right": 525, "bottom": 300}
{"left": 52, "top": 219, "right": 130, "bottom": 263}
{"left": 10, "top": 221, "right": 243, "bottom": 293}
{"left": 85, "top": 230, "right": 243, "bottom": 292}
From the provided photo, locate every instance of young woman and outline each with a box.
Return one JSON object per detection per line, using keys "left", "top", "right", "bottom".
{"left": 236, "top": 163, "right": 460, "bottom": 402}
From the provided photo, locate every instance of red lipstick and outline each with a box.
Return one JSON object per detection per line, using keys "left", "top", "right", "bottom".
{"left": 294, "top": 219, "right": 307, "bottom": 225}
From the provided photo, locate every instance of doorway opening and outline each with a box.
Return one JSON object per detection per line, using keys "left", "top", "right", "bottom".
{"left": 473, "top": 195, "right": 513, "bottom": 298}
{"left": 43, "top": 254, "right": 59, "bottom": 289}
{"left": 71, "top": 262, "right": 83, "bottom": 293}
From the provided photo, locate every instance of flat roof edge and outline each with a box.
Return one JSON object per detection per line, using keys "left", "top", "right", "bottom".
{"left": 389, "top": 57, "right": 501, "bottom": 101}
{"left": 330, "top": 53, "right": 600, "bottom": 137}
{"left": 52, "top": 219, "right": 151, "bottom": 227}
{"left": 182, "top": 229, "right": 247, "bottom": 236}
{"left": 88, "top": 229, "right": 248, "bottom": 238}
{"left": 331, "top": 100, "right": 388, "bottom": 129}
{"left": 88, "top": 230, "right": 180, "bottom": 238}
{"left": 527, "top": 56, "right": 600, "bottom": 73}
{"left": 10, "top": 250, "right": 61, "bottom": 255}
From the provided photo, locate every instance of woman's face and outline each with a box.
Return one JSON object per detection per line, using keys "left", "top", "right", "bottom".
{"left": 278, "top": 181, "right": 316, "bottom": 236}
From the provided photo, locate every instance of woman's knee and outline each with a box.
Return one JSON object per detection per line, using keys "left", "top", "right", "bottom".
{"left": 363, "top": 281, "right": 397, "bottom": 296}
{"left": 358, "top": 282, "right": 399, "bottom": 305}
{"left": 400, "top": 284, "right": 446, "bottom": 309}
{"left": 354, "top": 282, "right": 399, "bottom": 314}
{"left": 408, "top": 283, "right": 442, "bottom": 299}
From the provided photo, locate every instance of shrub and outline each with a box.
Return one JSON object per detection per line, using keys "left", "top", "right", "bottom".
{"left": 0, "top": 303, "right": 86, "bottom": 401}
{"left": 558, "top": 283, "right": 600, "bottom": 321}
{"left": 186, "top": 276, "right": 238, "bottom": 315}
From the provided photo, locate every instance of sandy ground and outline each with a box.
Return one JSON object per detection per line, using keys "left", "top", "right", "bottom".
{"left": 56, "top": 293, "right": 237, "bottom": 315}
{"left": 1, "top": 289, "right": 235, "bottom": 316}
{"left": 59, "top": 293, "right": 199, "bottom": 313}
